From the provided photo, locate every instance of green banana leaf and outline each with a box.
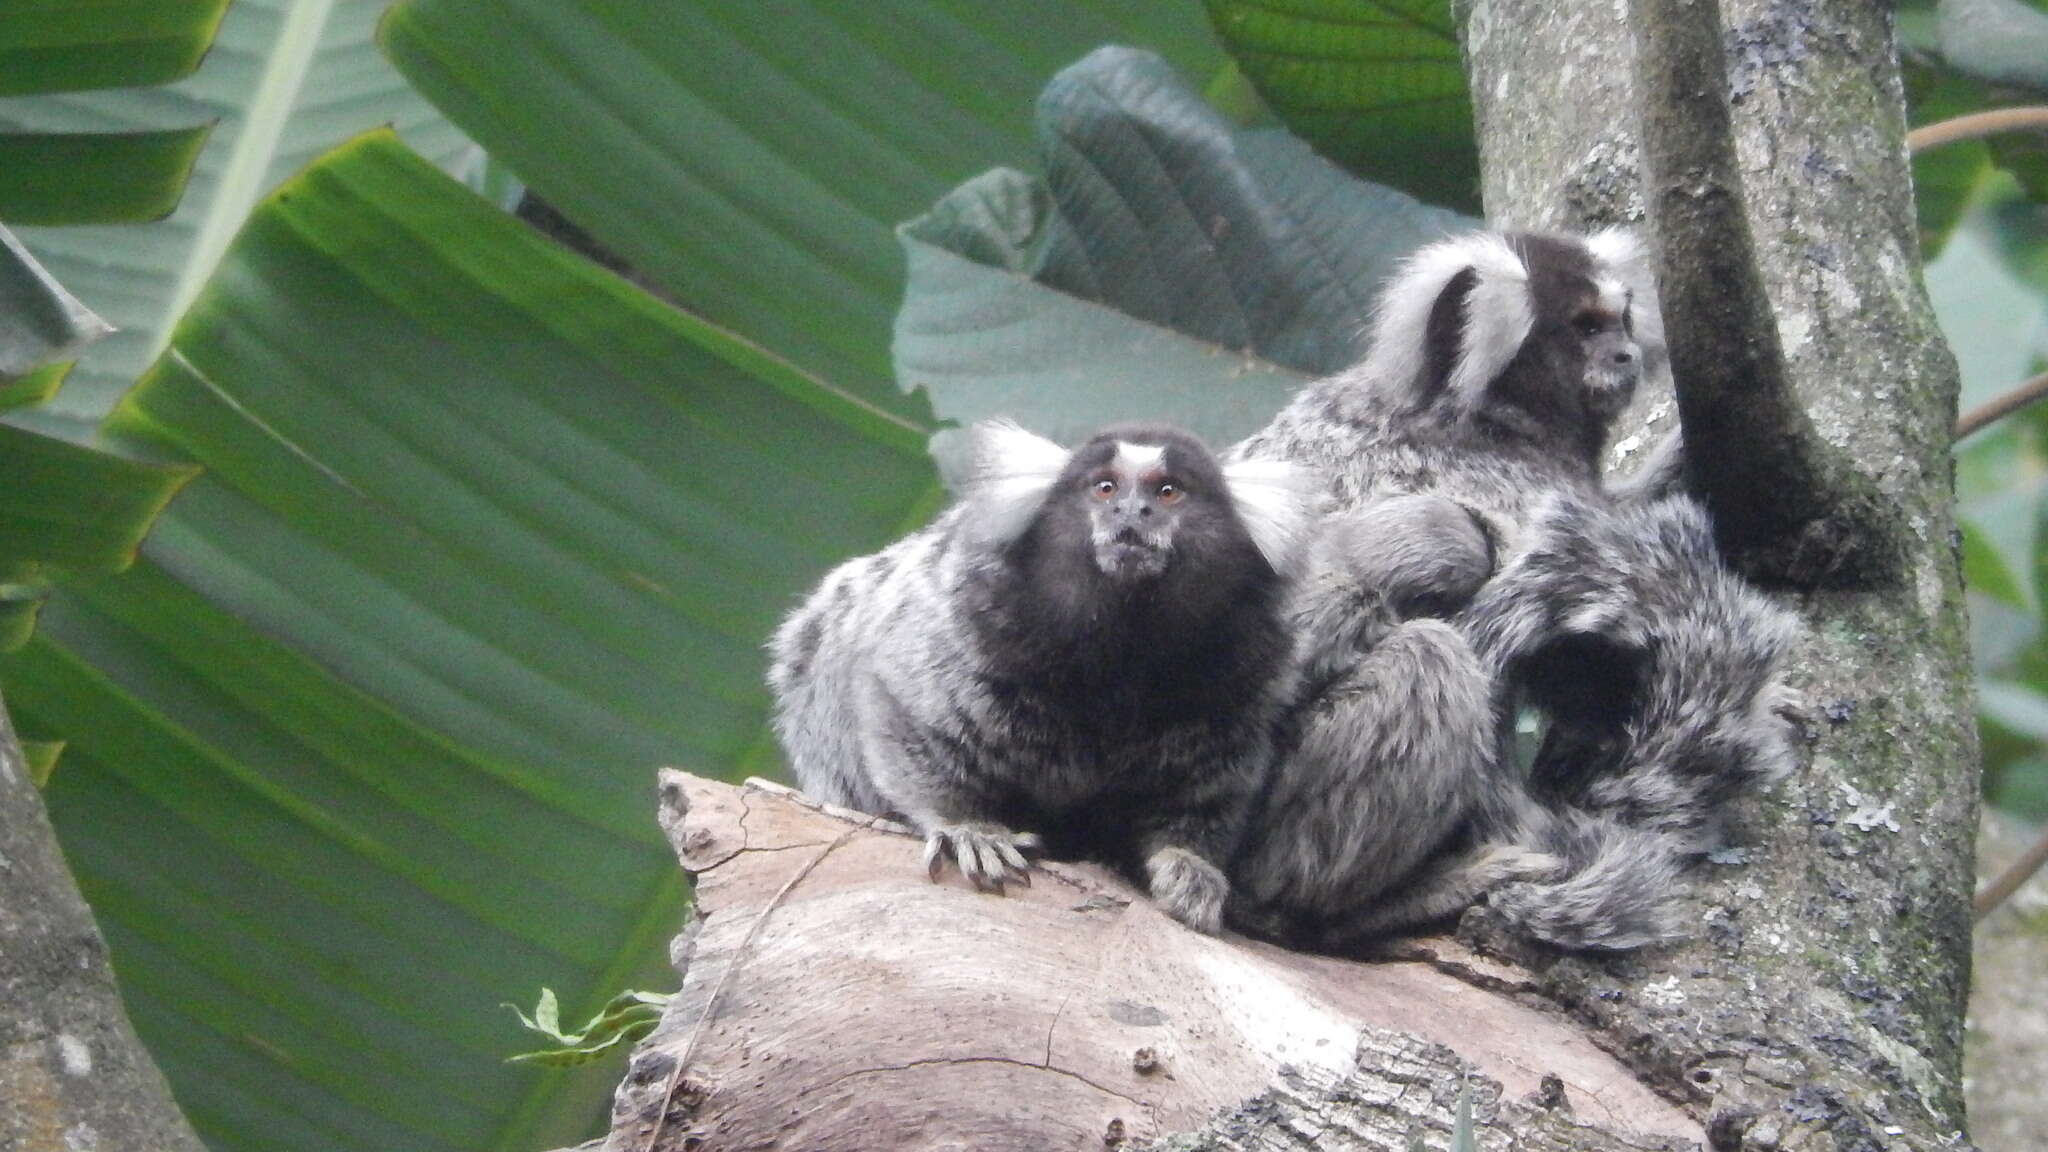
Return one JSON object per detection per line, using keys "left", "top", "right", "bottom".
{"left": 2, "top": 0, "right": 480, "bottom": 419}
{"left": 381, "top": 0, "right": 1230, "bottom": 423}
{"left": 1203, "top": 0, "right": 1477, "bottom": 212}
{"left": 9, "top": 6, "right": 1500, "bottom": 1150}
{"left": 2, "top": 228, "right": 111, "bottom": 374}
{"left": 0, "top": 0, "right": 228, "bottom": 95}
{"left": 0, "top": 127, "right": 213, "bottom": 226}
{"left": 3, "top": 225, "right": 195, "bottom": 655}
{"left": 896, "top": 47, "right": 1473, "bottom": 448}
{"left": 2, "top": 0, "right": 219, "bottom": 653}
{"left": 7, "top": 130, "right": 940, "bottom": 1152}
{"left": 0, "top": 0, "right": 218, "bottom": 229}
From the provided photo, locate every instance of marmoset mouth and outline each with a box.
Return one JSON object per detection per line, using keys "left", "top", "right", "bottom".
{"left": 1095, "top": 535, "right": 1170, "bottom": 578}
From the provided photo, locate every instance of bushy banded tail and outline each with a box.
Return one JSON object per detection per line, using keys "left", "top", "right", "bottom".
{"left": 1461, "top": 492, "right": 1802, "bottom": 949}
{"left": 1587, "top": 573, "right": 1802, "bottom": 843}
{"left": 1489, "top": 809, "right": 1687, "bottom": 951}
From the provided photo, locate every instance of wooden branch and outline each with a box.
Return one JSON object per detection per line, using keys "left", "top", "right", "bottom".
{"left": 605, "top": 773, "right": 1703, "bottom": 1152}
{"left": 1908, "top": 107, "right": 2048, "bottom": 154}
{"left": 1975, "top": 819, "right": 2048, "bottom": 919}
{"left": 1956, "top": 369, "right": 2048, "bottom": 440}
{"left": 1626, "top": 0, "right": 1903, "bottom": 586}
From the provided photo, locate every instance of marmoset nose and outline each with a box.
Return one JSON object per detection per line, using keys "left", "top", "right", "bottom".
{"left": 1613, "top": 348, "right": 1635, "bottom": 365}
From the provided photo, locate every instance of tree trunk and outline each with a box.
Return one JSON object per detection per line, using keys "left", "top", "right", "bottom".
{"left": 0, "top": 689, "right": 209, "bottom": 1152}
{"left": 603, "top": 2, "right": 1981, "bottom": 1149}
{"left": 1463, "top": 0, "right": 1978, "bottom": 1146}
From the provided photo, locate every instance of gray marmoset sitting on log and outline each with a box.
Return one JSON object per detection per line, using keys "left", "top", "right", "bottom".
{"left": 1228, "top": 228, "right": 1802, "bottom": 951}
{"left": 768, "top": 421, "right": 1313, "bottom": 934}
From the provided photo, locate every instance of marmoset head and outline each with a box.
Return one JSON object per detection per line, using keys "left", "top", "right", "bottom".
{"left": 1063, "top": 427, "right": 1236, "bottom": 580}
{"left": 1361, "top": 228, "right": 1665, "bottom": 463}
{"left": 961, "top": 420, "right": 1312, "bottom": 585}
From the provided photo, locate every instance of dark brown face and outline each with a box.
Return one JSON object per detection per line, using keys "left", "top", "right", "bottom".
{"left": 1047, "top": 425, "right": 1235, "bottom": 581}
{"left": 1519, "top": 234, "right": 1642, "bottom": 424}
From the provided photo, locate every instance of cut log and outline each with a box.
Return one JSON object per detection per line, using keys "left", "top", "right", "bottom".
{"left": 602, "top": 772, "right": 1705, "bottom": 1151}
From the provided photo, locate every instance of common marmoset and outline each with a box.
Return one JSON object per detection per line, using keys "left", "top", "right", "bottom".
{"left": 1230, "top": 229, "right": 1801, "bottom": 950}
{"left": 769, "top": 421, "right": 1312, "bottom": 933}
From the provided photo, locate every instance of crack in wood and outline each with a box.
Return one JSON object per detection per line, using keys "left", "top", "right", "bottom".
{"left": 813, "top": 1054, "right": 1151, "bottom": 1113}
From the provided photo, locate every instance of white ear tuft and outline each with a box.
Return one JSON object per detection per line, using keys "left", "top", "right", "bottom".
{"left": 1222, "top": 456, "right": 1321, "bottom": 576}
{"left": 1360, "top": 232, "right": 1534, "bottom": 411}
{"left": 1584, "top": 227, "right": 1666, "bottom": 375}
{"left": 961, "top": 419, "right": 1071, "bottom": 545}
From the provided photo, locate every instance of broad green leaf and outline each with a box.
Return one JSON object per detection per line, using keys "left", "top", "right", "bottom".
{"left": 1988, "top": 190, "right": 2048, "bottom": 289}
{"left": 383, "top": 0, "right": 1230, "bottom": 422}
{"left": 1204, "top": 0, "right": 1477, "bottom": 212}
{"left": 2025, "top": 478, "right": 2048, "bottom": 619}
{"left": 1, "top": 0, "right": 481, "bottom": 419}
{"left": 1964, "top": 516, "right": 2029, "bottom": 607}
{"left": 1940, "top": 0, "right": 2048, "bottom": 91}
{"left": 1914, "top": 142, "right": 1995, "bottom": 260}
{"left": 1989, "top": 131, "right": 2048, "bottom": 205}
{"left": 0, "top": 423, "right": 197, "bottom": 585}
{"left": 895, "top": 47, "right": 1472, "bottom": 447}
{"left": 0, "top": 127, "right": 212, "bottom": 225}
{"left": 1903, "top": 56, "right": 2002, "bottom": 256}
{"left": 1984, "top": 750, "right": 2048, "bottom": 818}
{"left": 1980, "top": 679, "right": 2048, "bottom": 739}
{"left": 1, "top": 224, "right": 112, "bottom": 375}
{"left": 0, "top": 0, "right": 229, "bottom": 96}
{"left": 1924, "top": 197, "right": 2048, "bottom": 416}
{"left": 1976, "top": 713, "right": 2048, "bottom": 815}
{"left": 0, "top": 225, "right": 187, "bottom": 654}
{"left": 23, "top": 738, "right": 63, "bottom": 788}
{"left": 1901, "top": 0, "right": 1941, "bottom": 53}
{"left": 1902, "top": 49, "right": 2048, "bottom": 237}
{"left": 0, "top": 363, "right": 69, "bottom": 414}
{"left": 5, "top": 131, "right": 940, "bottom": 1152}
{"left": 0, "top": 586, "right": 44, "bottom": 652}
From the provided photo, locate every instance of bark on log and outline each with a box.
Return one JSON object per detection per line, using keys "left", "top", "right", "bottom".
{"left": 612, "top": 773, "right": 1704, "bottom": 1152}
{"left": 0, "top": 689, "right": 208, "bottom": 1152}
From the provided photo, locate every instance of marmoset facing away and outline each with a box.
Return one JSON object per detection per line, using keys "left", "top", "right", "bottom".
{"left": 1230, "top": 228, "right": 1801, "bottom": 951}
{"left": 769, "top": 421, "right": 1312, "bottom": 933}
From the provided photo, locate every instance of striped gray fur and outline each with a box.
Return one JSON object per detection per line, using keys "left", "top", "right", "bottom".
{"left": 1227, "top": 229, "right": 1801, "bottom": 951}
{"left": 769, "top": 422, "right": 1311, "bottom": 933}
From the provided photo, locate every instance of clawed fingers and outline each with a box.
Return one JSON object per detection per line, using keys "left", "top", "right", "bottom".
{"left": 922, "top": 824, "right": 1038, "bottom": 893}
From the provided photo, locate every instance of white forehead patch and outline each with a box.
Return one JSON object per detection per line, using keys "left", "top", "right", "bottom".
{"left": 1596, "top": 277, "right": 1628, "bottom": 313}
{"left": 1114, "top": 442, "right": 1166, "bottom": 473}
